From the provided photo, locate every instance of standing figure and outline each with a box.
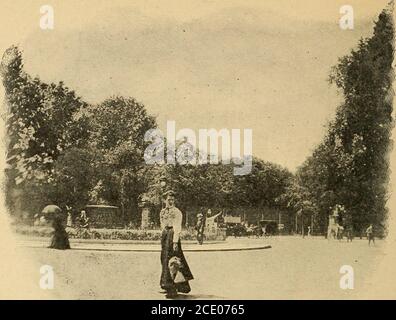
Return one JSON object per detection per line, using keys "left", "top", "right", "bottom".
{"left": 307, "top": 226, "right": 311, "bottom": 237}
{"left": 195, "top": 212, "right": 205, "bottom": 245}
{"left": 79, "top": 210, "right": 90, "bottom": 229}
{"left": 262, "top": 225, "right": 267, "bottom": 237}
{"left": 346, "top": 225, "right": 354, "bottom": 242}
{"left": 337, "top": 225, "right": 344, "bottom": 241}
{"left": 42, "top": 205, "right": 70, "bottom": 250}
{"left": 160, "top": 191, "right": 194, "bottom": 298}
{"left": 366, "top": 224, "right": 375, "bottom": 246}
{"left": 66, "top": 205, "right": 73, "bottom": 228}
{"left": 66, "top": 212, "right": 73, "bottom": 228}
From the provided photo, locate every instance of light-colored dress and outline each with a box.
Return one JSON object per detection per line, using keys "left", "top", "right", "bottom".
{"left": 160, "top": 206, "right": 183, "bottom": 242}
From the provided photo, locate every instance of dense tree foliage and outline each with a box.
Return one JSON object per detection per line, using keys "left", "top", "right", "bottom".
{"left": 2, "top": 6, "right": 392, "bottom": 234}
{"left": 291, "top": 7, "right": 394, "bottom": 235}
{"left": 142, "top": 158, "right": 292, "bottom": 215}
{"left": 1, "top": 46, "right": 91, "bottom": 216}
{"left": 1, "top": 47, "right": 292, "bottom": 225}
{"left": 88, "top": 96, "right": 157, "bottom": 221}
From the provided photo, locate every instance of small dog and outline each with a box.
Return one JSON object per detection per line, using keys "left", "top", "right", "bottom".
{"left": 168, "top": 256, "right": 186, "bottom": 283}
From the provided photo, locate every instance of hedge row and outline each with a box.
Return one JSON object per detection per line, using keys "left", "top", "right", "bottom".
{"left": 14, "top": 225, "right": 226, "bottom": 241}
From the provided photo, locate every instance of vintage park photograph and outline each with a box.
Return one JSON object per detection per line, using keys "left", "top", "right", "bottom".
{"left": 0, "top": 0, "right": 394, "bottom": 299}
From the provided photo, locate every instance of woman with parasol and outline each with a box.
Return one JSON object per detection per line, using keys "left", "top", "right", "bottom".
{"left": 42, "top": 205, "right": 70, "bottom": 250}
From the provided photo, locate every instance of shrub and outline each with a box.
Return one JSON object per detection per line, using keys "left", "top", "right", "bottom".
{"left": 13, "top": 225, "right": 226, "bottom": 241}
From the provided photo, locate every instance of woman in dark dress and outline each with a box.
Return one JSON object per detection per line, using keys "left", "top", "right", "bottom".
{"left": 195, "top": 213, "right": 205, "bottom": 245}
{"left": 160, "top": 191, "right": 193, "bottom": 298}
{"left": 42, "top": 205, "right": 70, "bottom": 250}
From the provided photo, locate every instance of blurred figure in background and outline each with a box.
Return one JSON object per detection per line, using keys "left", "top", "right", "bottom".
{"left": 79, "top": 210, "right": 90, "bottom": 229}
{"left": 366, "top": 224, "right": 375, "bottom": 246}
{"left": 346, "top": 225, "right": 354, "bottom": 242}
{"left": 195, "top": 212, "right": 205, "bottom": 245}
{"left": 66, "top": 206, "right": 73, "bottom": 228}
{"left": 42, "top": 205, "right": 70, "bottom": 250}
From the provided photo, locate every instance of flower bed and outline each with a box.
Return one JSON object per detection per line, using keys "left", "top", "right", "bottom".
{"left": 13, "top": 225, "right": 227, "bottom": 241}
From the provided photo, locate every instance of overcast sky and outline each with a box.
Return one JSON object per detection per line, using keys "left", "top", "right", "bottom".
{"left": 0, "top": 0, "right": 390, "bottom": 171}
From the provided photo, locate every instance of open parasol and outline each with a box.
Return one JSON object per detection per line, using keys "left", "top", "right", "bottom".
{"left": 41, "top": 204, "right": 62, "bottom": 218}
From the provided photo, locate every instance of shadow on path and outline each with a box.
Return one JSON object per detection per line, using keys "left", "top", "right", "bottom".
{"left": 170, "top": 293, "right": 225, "bottom": 300}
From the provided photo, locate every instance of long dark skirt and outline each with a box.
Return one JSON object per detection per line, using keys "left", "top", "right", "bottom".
{"left": 49, "top": 219, "right": 71, "bottom": 250}
{"left": 160, "top": 227, "right": 193, "bottom": 293}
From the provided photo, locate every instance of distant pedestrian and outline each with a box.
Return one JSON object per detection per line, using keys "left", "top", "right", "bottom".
{"left": 66, "top": 205, "right": 73, "bottom": 228}
{"left": 66, "top": 211, "right": 73, "bottom": 228}
{"left": 79, "top": 210, "right": 90, "bottom": 229}
{"left": 337, "top": 226, "right": 344, "bottom": 241}
{"left": 346, "top": 226, "right": 353, "bottom": 242}
{"left": 42, "top": 205, "right": 70, "bottom": 250}
{"left": 366, "top": 224, "right": 375, "bottom": 246}
{"left": 195, "top": 212, "right": 204, "bottom": 245}
{"left": 262, "top": 225, "right": 267, "bottom": 237}
{"left": 307, "top": 226, "right": 311, "bottom": 237}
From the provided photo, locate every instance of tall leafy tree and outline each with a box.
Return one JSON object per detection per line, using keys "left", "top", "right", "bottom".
{"left": 1, "top": 46, "right": 91, "bottom": 216}
{"left": 295, "top": 6, "right": 394, "bottom": 235}
{"left": 89, "top": 96, "right": 157, "bottom": 222}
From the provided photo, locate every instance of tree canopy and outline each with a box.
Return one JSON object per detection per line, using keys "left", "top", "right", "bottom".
{"left": 291, "top": 7, "right": 394, "bottom": 235}
{"left": 1, "top": 6, "right": 393, "bottom": 234}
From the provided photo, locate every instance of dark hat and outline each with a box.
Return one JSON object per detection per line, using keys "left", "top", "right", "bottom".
{"left": 163, "top": 190, "right": 176, "bottom": 198}
{"left": 42, "top": 204, "right": 62, "bottom": 215}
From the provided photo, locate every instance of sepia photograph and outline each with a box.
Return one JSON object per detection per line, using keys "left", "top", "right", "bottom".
{"left": 0, "top": 0, "right": 395, "bottom": 304}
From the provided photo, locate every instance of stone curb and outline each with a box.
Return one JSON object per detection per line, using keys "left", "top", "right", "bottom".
{"left": 18, "top": 241, "right": 272, "bottom": 252}
{"left": 16, "top": 237, "right": 223, "bottom": 245}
